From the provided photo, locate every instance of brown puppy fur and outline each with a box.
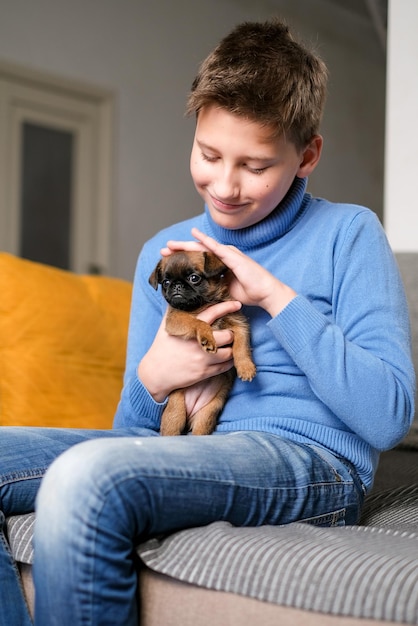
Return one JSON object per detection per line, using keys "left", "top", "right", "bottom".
{"left": 149, "top": 251, "right": 256, "bottom": 435}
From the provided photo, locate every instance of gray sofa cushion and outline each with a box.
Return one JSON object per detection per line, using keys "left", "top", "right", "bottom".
{"left": 6, "top": 512, "right": 35, "bottom": 564}
{"left": 138, "top": 520, "right": 418, "bottom": 624}
{"left": 360, "top": 484, "right": 418, "bottom": 531}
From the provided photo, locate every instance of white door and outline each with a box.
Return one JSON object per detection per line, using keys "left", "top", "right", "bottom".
{"left": 0, "top": 62, "right": 113, "bottom": 274}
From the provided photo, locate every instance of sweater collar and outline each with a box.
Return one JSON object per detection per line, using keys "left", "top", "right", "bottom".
{"left": 202, "top": 176, "right": 309, "bottom": 250}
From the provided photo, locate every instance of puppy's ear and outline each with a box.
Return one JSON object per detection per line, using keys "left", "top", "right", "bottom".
{"left": 203, "top": 252, "right": 228, "bottom": 278}
{"left": 149, "top": 260, "right": 163, "bottom": 289}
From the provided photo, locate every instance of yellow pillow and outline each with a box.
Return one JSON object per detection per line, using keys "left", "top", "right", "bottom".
{"left": 0, "top": 253, "right": 132, "bottom": 429}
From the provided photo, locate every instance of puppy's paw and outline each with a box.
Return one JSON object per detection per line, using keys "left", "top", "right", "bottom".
{"left": 236, "top": 360, "right": 256, "bottom": 382}
{"left": 198, "top": 330, "right": 217, "bottom": 353}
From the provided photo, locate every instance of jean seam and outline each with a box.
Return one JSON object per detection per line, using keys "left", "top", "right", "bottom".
{"left": 0, "top": 469, "right": 47, "bottom": 487}
{"left": 300, "top": 506, "right": 347, "bottom": 526}
{"left": 121, "top": 474, "right": 355, "bottom": 493}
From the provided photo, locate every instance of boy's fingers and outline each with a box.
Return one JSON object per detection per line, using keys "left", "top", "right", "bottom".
{"left": 161, "top": 240, "right": 208, "bottom": 256}
{"left": 191, "top": 228, "right": 223, "bottom": 254}
{"left": 161, "top": 229, "right": 242, "bottom": 273}
{"left": 197, "top": 301, "right": 242, "bottom": 325}
{"left": 191, "top": 228, "right": 242, "bottom": 266}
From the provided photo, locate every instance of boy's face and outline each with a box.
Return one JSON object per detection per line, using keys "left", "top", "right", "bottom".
{"left": 190, "top": 105, "right": 316, "bottom": 230}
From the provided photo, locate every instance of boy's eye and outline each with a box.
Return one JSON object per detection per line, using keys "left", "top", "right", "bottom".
{"left": 247, "top": 165, "right": 268, "bottom": 175}
{"left": 201, "top": 152, "right": 218, "bottom": 163}
{"left": 188, "top": 273, "right": 202, "bottom": 285}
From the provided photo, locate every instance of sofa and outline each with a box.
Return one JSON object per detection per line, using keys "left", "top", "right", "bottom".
{"left": 2, "top": 251, "right": 418, "bottom": 625}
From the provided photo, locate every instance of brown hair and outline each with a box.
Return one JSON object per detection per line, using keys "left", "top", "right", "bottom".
{"left": 186, "top": 19, "right": 328, "bottom": 151}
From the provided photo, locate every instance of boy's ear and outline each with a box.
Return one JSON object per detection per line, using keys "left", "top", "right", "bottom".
{"left": 296, "top": 134, "right": 323, "bottom": 178}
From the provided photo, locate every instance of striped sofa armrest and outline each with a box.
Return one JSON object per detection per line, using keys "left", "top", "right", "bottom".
{"left": 138, "top": 520, "right": 418, "bottom": 624}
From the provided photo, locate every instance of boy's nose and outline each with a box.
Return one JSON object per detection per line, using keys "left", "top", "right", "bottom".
{"left": 213, "top": 167, "right": 240, "bottom": 200}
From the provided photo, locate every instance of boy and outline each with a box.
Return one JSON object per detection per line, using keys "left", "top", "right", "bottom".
{"left": 0, "top": 19, "right": 415, "bottom": 626}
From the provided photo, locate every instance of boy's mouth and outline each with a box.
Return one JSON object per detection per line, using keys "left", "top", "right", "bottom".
{"left": 209, "top": 193, "right": 249, "bottom": 212}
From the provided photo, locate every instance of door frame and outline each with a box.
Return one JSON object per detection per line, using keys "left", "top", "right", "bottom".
{"left": 0, "top": 60, "right": 114, "bottom": 274}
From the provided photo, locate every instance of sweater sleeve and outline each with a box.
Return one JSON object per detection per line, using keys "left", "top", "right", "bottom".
{"left": 268, "top": 211, "right": 415, "bottom": 451}
{"left": 113, "top": 246, "right": 167, "bottom": 430}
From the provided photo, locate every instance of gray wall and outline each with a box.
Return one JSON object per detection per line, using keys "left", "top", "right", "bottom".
{"left": 0, "top": 0, "right": 385, "bottom": 279}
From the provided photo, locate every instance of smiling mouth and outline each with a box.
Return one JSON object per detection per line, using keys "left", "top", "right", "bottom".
{"left": 209, "top": 194, "right": 248, "bottom": 211}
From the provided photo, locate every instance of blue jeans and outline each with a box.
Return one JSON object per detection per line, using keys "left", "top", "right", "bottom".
{"left": 0, "top": 426, "right": 364, "bottom": 626}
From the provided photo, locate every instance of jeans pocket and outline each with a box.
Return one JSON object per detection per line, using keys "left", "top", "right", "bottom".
{"left": 300, "top": 507, "right": 346, "bottom": 527}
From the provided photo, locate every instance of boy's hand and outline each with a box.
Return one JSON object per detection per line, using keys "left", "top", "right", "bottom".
{"left": 162, "top": 227, "right": 297, "bottom": 317}
{"left": 138, "top": 299, "right": 240, "bottom": 403}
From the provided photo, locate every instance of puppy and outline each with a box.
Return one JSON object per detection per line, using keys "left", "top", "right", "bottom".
{"left": 149, "top": 250, "right": 256, "bottom": 435}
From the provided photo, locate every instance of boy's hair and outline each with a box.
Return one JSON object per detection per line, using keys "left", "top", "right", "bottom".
{"left": 186, "top": 19, "right": 328, "bottom": 151}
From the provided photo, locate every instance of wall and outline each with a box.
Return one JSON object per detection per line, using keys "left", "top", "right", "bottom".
{"left": 384, "top": 0, "right": 418, "bottom": 252}
{"left": 0, "top": 0, "right": 386, "bottom": 279}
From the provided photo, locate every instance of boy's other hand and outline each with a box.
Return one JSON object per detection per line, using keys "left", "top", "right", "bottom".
{"left": 138, "top": 301, "right": 239, "bottom": 403}
{"left": 163, "top": 228, "right": 297, "bottom": 317}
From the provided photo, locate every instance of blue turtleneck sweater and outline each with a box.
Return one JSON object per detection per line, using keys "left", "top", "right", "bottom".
{"left": 114, "top": 177, "right": 415, "bottom": 489}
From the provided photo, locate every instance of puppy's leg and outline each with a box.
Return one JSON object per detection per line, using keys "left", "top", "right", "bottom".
{"left": 166, "top": 310, "right": 217, "bottom": 353}
{"left": 160, "top": 390, "right": 187, "bottom": 436}
{"left": 231, "top": 322, "right": 256, "bottom": 381}
{"left": 189, "top": 373, "right": 233, "bottom": 435}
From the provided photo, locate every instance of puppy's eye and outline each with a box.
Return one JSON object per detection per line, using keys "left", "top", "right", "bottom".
{"left": 162, "top": 279, "right": 170, "bottom": 288}
{"left": 188, "top": 273, "right": 202, "bottom": 285}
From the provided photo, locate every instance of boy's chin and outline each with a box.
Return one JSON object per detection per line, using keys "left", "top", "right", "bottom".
{"left": 210, "top": 213, "right": 245, "bottom": 230}
{"left": 207, "top": 206, "right": 261, "bottom": 231}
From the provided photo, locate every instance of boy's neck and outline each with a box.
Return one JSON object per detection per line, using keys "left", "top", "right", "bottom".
{"left": 203, "top": 177, "right": 309, "bottom": 250}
